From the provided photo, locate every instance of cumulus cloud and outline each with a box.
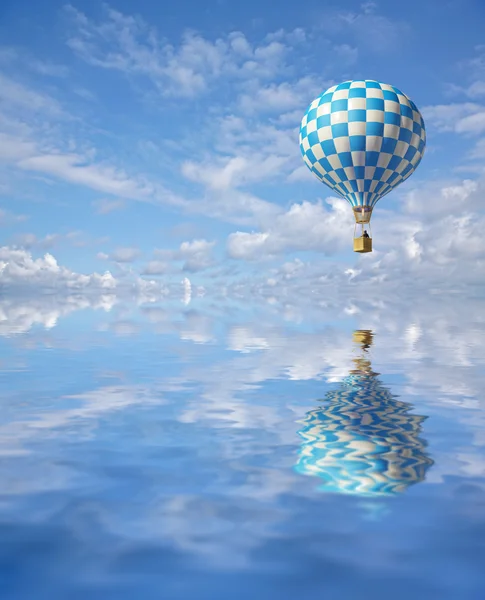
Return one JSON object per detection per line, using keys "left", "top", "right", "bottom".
{"left": 154, "top": 238, "right": 216, "bottom": 272}
{"left": 0, "top": 246, "right": 117, "bottom": 292}
{"left": 217, "top": 168, "right": 485, "bottom": 294}
{"left": 142, "top": 260, "right": 168, "bottom": 275}
{"left": 402, "top": 176, "right": 483, "bottom": 217}
{"left": 178, "top": 239, "right": 215, "bottom": 271}
{"left": 227, "top": 198, "right": 353, "bottom": 260}
{"left": 0, "top": 246, "right": 178, "bottom": 311}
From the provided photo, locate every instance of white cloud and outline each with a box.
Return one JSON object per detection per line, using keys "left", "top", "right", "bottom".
{"left": 142, "top": 260, "right": 168, "bottom": 275}
{"left": 0, "top": 73, "right": 188, "bottom": 211}
{"left": 65, "top": 5, "right": 306, "bottom": 97}
{"left": 110, "top": 247, "right": 142, "bottom": 263}
{"left": 192, "top": 189, "right": 281, "bottom": 227}
{"left": 92, "top": 197, "right": 127, "bottom": 214}
{"left": 286, "top": 164, "right": 317, "bottom": 183}
{"left": 178, "top": 239, "right": 215, "bottom": 272}
{"left": 0, "top": 247, "right": 173, "bottom": 307}
{"left": 180, "top": 116, "right": 302, "bottom": 222}
{"left": 189, "top": 172, "right": 485, "bottom": 302}
{"left": 318, "top": 4, "right": 409, "bottom": 52}
{"left": 447, "top": 80, "right": 485, "bottom": 99}
{"left": 18, "top": 153, "right": 159, "bottom": 200}
{"left": 12, "top": 232, "right": 60, "bottom": 250}
{"left": 237, "top": 76, "right": 326, "bottom": 115}
{"left": 422, "top": 102, "right": 485, "bottom": 135}
{"left": 455, "top": 111, "right": 485, "bottom": 134}
{"left": 0, "top": 207, "right": 28, "bottom": 225}
{"left": 0, "top": 72, "right": 64, "bottom": 117}
{"left": 0, "top": 246, "right": 117, "bottom": 292}
{"left": 333, "top": 43, "right": 359, "bottom": 64}
{"left": 227, "top": 198, "right": 353, "bottom": 260}
{"left": 0, "top": 45, "right": 68, "bottom": 77}
{"left": 469, "top": 138, "right": 485, "bottom": 159}
{"left": 154, "top": 238, "right": 216, "bottom": 273}
{"left": 28, "top": 59, "right": 69, "bottom": 78}
{"left": 402, "top": 177, "right": 483, "bottom": 217}
{"left": 457, "top": 45, "right": 485, "bottom": 82}
{"left": 2, "top": 139, "right": 185, "bottom": 211}
{"left": 0, "top": 131, "right": 37, "bottom": 162}
{"left": 182, "top": 153, "right": 292, "bottom": 191}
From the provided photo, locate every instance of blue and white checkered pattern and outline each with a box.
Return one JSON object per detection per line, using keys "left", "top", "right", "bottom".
{"left": 300, "top": 80, "right": 426, "bottom": 208}
{"left": 294, "top": 371, "right": 433, "bottom": 497}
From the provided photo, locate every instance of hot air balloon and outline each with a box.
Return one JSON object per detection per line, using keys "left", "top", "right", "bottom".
{"left": 299, "top": 80, "right": 426, "bottom": 253}
{"left": 294, "top": 330, "right": 434, "bottom": 496}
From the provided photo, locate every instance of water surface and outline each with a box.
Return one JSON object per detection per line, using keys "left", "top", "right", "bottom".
{"left": 0, "top": 297, "right": 484, "bottom": 599}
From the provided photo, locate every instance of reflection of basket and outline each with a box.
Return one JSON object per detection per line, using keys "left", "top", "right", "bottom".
{"left": 352, "top": 330, "right": 374, "bottom": 347}
{"left": 295, "top": 336, "right": 433, "bottom": 497}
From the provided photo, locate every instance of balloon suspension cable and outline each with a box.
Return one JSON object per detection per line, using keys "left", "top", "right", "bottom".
{"left": 353, "top": 207, "right": 372, "bottom": 239}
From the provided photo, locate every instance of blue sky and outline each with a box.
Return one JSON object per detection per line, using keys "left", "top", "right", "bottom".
{"left": 0, "top": 0, "right": 485, "bottom": 295}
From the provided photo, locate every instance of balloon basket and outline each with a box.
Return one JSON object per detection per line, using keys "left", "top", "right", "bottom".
{"left": 354, "top": 237, "right": 372, "bottom": 253}
{"left": 353, "top": 221, "right": 373, "bottom": 253}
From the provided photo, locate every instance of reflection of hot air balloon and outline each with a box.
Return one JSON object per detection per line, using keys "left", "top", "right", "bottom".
{"left": 300, "top": 80, "right": 426, "bottom": 253}
{"left": 295, "top": 330, "right": 433, "bottom": 496}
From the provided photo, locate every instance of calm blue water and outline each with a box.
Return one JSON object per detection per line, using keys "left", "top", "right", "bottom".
{"left": 0, "top": 297, "right": 484, "bottom": 599}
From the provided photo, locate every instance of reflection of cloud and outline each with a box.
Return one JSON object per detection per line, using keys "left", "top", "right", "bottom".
{"left": 0, "top": 385, "right": 164, "bottom": 458}
{"left": 177, "top": 324, "right": 357, "bottom": 428}
{"left": 228, "top": 326, "right": 270, "bottom": 352}
{"left": 182, "top": 277, "right": 192, "bottom": 305}
{"left": 154, "top": 299, "right": 485, "bottom": 497}
{"left": 0, "top": 247, "right": 203, "bottom": 335}
{"left": 179, "top": 310, "right": 214, "bottom": 344}
{"left": 1, "top": 291, "right": 485, "bottom": 573}
{"left": 2, "top": 283, "right": 485, "bottom": 482}
{"left": 0, "top": 294, "right": 116, "bottom": 336}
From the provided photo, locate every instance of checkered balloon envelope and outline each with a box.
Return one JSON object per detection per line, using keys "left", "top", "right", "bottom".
{"left": 299, "top": 80, "right": 426, "bottom": 221}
